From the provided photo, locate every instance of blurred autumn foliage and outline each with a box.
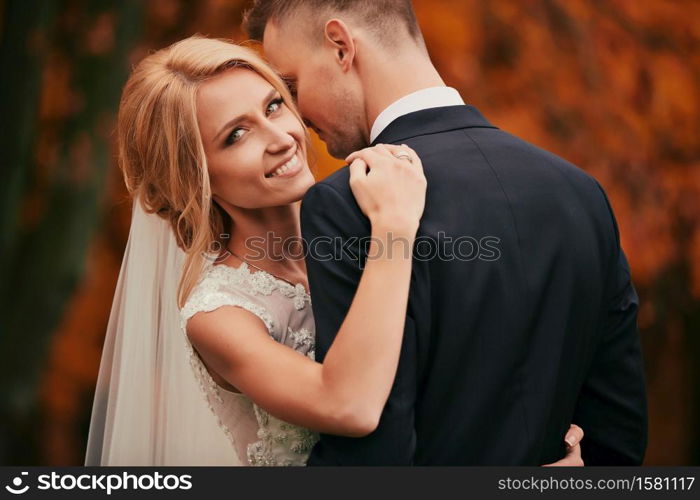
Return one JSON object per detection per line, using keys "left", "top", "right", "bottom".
{"left": 0, "top": 0, "right": 698, "bottom": 465}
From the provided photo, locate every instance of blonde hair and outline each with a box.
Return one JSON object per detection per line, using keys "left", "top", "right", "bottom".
{"left": 117, "top": 35, "right": 304, "bottom": 308}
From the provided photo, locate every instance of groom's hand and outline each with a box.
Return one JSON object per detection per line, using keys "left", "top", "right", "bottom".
{"left": 542, "top": 424, "right": 585, "bottom": 466}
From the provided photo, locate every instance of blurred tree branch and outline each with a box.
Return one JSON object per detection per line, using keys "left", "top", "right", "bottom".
{"left": 0, "top": 0, "right": 142, "bottom": 464}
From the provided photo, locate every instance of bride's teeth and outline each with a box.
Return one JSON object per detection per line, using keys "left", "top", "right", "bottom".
{"left": 268, "top": 154, "right": 299, "bottom": 178}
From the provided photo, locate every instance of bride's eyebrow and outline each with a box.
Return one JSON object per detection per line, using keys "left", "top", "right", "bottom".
{"left": 213, "top": 88, "right": 279, "bottom": 142}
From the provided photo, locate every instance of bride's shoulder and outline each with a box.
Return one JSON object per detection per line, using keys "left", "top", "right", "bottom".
{"left": 179, "top": 262, "right": 275, "bottom": 333}
{"left": 189, "top": 261, "right": 259, "bottom": 296}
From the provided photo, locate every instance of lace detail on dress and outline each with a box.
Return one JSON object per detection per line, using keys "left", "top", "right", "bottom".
{"left": 183, "top": 339, "right": 238, "bottom": 440}
{"left": 244, "top": 324, "right": 318, "bottom": 465}
{"left": 180, "top": 290, "right": 276, "bottom": 462}
{"left": 210, "top": 263, "right": 311, "bottom": 311}
{"left": 180, "top": 262, "right": 318, "bottom": 466}
{"left": 289, "top": 327, "right": 315, "bottom": 360}
{"left": 247, "top": 406, "right": 319, "bottom": 466}
{"left": 180, "top": 291, "right": 274, "bottom": 332}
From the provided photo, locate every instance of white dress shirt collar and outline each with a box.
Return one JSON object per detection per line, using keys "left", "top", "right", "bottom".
{"left": 369, "top": 86, "right": 465, "bottom": 143}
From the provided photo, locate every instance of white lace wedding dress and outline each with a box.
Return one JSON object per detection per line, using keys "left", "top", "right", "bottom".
{"left": 180, "top": 261, "right": 319, "bottom": 466}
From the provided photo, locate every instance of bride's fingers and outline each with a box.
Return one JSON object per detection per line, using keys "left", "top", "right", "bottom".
{"left": 348, "top": 158, "right": 368, "bottom": 181}
{"left": 377, "top": 144, "right": 423, "bottom": 175}
{"left": 345, "top": 146, "right": 377, "bottom": 164}
{"left": 399, "top": 144, "right": 421, "bottom": 167}
{"left": 347, "top": 144, "right": 414, "bottom": 165}
{"left": 382, "top": 143, "right": 418, "bottom": 162}
{"left": 346, "top": 148, "right": 391, "bottom": 173}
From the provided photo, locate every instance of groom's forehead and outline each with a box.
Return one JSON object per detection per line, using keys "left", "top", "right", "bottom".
{"left": 264, "top": 15, "right": 312, "bottom": 45}
{"left": 263, "top": 21, "right": 309, "bottom": 70}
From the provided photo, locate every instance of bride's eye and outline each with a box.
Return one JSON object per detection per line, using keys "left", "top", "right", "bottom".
{"left": 225, "top": 127, "right": 246, "bottom": 146}
{"left": 266, "top": 97, "right": 284, "bottom": 116}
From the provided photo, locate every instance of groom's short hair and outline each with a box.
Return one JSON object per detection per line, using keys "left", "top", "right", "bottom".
{"left": 243, "top": 0, "right": 425, "bottom": 49}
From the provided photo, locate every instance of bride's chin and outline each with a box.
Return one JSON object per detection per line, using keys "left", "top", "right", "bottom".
{"left": 284, "top": 175, "right": 316, "bottom": 202}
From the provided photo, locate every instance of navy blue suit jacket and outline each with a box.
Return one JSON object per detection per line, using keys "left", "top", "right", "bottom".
{"left": 301, "top": 105, "right": 647, "bottom": 465}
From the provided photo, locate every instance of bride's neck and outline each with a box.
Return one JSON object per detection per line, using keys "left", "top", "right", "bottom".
{"left": 223, "top": 201, "right": 303, "bottom": 269}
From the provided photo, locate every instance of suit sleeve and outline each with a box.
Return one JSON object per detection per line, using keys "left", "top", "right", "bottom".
{"left": 301, "top": 180, "right": 418, "bottom": 465}
{"left": 573, "top": 185, "right": 648, "bottom": 465}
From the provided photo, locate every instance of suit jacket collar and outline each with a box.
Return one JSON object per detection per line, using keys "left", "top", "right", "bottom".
{"left": 369, "top": 87, "right": 465, "bottom": 142}
{"left": 370, "top": 105, "right": 498, "bottom": 146}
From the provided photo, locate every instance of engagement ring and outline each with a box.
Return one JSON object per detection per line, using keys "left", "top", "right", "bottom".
{"left": 392, "top": 151, "right": 413, "bottom": 163}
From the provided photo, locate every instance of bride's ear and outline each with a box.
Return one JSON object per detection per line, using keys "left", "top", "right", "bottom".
{"left": 323, "top": 19, "right": 356, "bottom": 71}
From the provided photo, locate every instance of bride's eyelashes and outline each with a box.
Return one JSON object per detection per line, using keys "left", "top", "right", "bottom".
{"left": 266, "top": 96, "right": 284, "bottom": 115}
{"left": 223, "top": 95, "right": 286, "bottom": 147}
{"left": 225, "top": 127, "right": 246, "bottom": 146}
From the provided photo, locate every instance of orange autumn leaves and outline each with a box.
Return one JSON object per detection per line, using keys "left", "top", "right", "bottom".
{"left": 414, "top": 0, "right": 700, "bottom": 297}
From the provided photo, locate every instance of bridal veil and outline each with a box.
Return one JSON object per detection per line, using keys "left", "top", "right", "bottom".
{"left": 85, "top": 199, "right": 242, "bottom": 465}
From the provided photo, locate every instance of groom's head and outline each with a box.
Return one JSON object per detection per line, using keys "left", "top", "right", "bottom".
{"left": 244, "top": 0, "right": 427, "bottom": 158}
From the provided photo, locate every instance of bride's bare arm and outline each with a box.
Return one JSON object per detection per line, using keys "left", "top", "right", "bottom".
{"left": 187, "top": 144, "right": 425, "bottom": 437}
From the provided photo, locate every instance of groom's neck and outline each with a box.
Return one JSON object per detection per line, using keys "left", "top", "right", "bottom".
{"left": 359, "top": 45, "right": 446, "bottom": 135}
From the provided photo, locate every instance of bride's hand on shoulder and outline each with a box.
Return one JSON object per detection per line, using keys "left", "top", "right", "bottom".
{"left": 346, "top": 143, "right": 426, "bottom": 236}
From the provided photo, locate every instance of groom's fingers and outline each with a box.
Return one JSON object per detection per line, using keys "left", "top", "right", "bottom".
{"left": 563, "top": 441, "right": 584, "bottom": 466}
{"left": 564, "top": 424, "right": 584, "bottom": 448}
{"left": 541, "top": 424, "right": 585, "bottom": 467}
{"left": 542, "top": 442, "right": 584, "bottom": 467}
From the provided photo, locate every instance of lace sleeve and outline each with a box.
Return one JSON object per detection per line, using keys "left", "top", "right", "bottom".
{"left": 179, "top": 280, "right": 275, "bottom": 466}
{"left": 180, "top": 289, "right": 275, "bottom": 334}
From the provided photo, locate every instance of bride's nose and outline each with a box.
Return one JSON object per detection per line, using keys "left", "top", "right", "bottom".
{"left": 265, "top": 123, "right": 296, "bottom": 155}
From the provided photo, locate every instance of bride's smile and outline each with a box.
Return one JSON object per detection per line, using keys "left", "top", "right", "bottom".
{"left": 265, "top": 149, "right": 302, "bottom": 178}
{"left": 196, "top": 67, "right": 315, "bottom": 210}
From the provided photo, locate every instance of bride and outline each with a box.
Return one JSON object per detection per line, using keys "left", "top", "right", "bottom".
{"left": 86, "top": 36, "right": 583, "bottom": 466}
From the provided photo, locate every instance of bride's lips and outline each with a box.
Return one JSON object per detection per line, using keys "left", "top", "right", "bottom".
{"left": 264, "top": 148, "right": 303, "bottom": 179}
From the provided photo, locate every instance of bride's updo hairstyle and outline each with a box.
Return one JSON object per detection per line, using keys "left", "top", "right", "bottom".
{"left": 117, "top": 36, "right": 303, "bottom": 308}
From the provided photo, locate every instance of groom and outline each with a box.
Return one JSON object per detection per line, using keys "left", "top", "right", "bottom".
{"left": 244, "top": 0, "right": 647, "bottom": 465}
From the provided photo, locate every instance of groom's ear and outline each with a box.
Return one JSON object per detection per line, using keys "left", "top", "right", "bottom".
{"left": 323, "top": 19, "right": 356, "bottom": 72}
